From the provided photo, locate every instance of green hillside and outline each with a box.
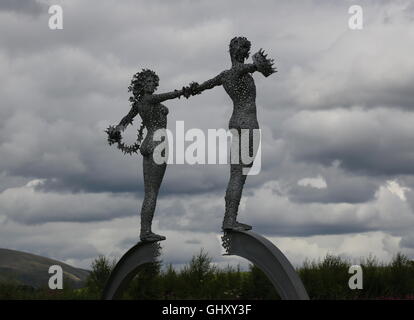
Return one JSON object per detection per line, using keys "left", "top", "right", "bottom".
{"left": 0, "top": 248, "right": 89, "bottom": 289}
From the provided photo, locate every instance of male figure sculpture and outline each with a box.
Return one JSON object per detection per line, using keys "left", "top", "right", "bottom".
{"left": 191, "top": 36, "right": 276, "bottom": 231}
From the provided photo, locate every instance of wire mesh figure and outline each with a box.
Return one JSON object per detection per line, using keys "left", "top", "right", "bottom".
{"left": 189, "top": 36, "right": 276, "bottom": 231}
{"left": 107, "top": 69, "right": 192, "bottom": 242}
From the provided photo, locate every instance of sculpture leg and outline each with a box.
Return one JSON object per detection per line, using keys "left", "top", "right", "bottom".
{"left": 223, "top": 128, "right": 257, "bottom": 231}
{"left": 223, "top": 163, "right": 252, "bottom": 231}
{"left": 140, "top": 155, "right": 167, "bottom": 242}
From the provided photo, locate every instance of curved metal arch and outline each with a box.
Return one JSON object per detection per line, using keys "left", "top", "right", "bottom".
{"left": 102, "top": 231, "right": 309, "bottom": 300}
{"left": 222, "top": 230, "right": 309, "bottom": 300}
{"left": 102, "top": 241, "right": 161, "bottom": 300}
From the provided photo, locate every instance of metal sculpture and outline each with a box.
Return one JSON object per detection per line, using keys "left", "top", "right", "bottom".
{"left": 102, "top": 242, "right": 161, "bottom": 299}
{"left": 102, "top": 230, "right": 309, "bottom": 300}
{"left": 222, "top": 230, "right": 309, "bottom": 300}
{"left": 103, "top": 37, "right": 308, "bottom": 300}
{"left": 106, "top": 69, "right": 193, "bottom": 242}
{"left": 189, "top": 36, "right": 276, "bottom": 231}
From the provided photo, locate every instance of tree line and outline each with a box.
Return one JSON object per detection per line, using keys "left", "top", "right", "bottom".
{"left": 1, "top": 250, "right": 414, "bottom": 299}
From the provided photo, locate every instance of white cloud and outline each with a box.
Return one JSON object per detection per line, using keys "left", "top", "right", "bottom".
{"left": 386, "top": 180, "right": 410, "bottom": 201}
{"left": 298, "top": 175, "right": 327, "bottom": 189}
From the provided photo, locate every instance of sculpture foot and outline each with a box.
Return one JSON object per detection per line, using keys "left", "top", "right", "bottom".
{"left": 222, "top": 221, "right": 252, "bottom": 231}
{"left": 140, "top": 232, "right": 166, "bottom": 242}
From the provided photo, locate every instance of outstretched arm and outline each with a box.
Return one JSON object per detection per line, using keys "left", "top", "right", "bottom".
{"left": 195, "top": 72, "right": 224, "bottom": 93}
{"left": 144, "top": 88, "right": 185, "bottom": 104}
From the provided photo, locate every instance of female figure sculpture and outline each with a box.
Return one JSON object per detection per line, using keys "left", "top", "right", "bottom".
{"left": 106, "top": 69, "right": 191, "bottom": 242}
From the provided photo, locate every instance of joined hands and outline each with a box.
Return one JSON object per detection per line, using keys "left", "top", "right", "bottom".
{"left": 182, "top": 82, "right": 201, "bottom": 99}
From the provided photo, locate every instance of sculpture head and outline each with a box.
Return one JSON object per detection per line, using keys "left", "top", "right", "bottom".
{"left": 229, "top": 36, "right": 251, "bottom": 64}
{"left": 128, "top": 69, "right": 160, "bottom": 101}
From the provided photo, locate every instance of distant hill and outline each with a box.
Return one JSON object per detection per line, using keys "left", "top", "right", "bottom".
{"left": 0, "top": 248, "right": 89, "bottom": 289}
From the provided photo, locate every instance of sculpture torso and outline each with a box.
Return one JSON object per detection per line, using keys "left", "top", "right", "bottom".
{"left": 138, "top": 101, "right": 169, "bottom": 156}
{"left": 222, "top": 66, "right": 259, "bottom": 130}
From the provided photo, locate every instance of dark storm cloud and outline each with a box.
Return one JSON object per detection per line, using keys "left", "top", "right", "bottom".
{"left": 257, "top": 222, "right": 375, "bottom": 238}
{"left": 0, "top": 0, "right": 358, "bottom": 197}
{"left": 1, "top": 0, "right": 414, "bottom": 266}
{"left": 0, "top": 172, "right": 31, "bottom": 193}
{"left": 0, "top": 0, "right": 44, "bottom": 15}
{"left": 0, "top": 0, "right": 411, "bottom": 198}
{"left": 283, "top": 108, "right": 414, "bottom": 176}
{"left": 0, "top": 181, "right": 139, "bottom": 224}
{"left": 400, "top": 234, "right": 414, "bottom": 249}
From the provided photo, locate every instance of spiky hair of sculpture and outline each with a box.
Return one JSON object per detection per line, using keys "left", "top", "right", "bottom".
{"left": 128, "top": 68, "right": 159, "bottom": 103}
{"left": 229, "top": 36, "right": 251, "bottom": 62}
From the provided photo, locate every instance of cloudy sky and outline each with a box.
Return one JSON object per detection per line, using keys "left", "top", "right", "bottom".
{"left": 1, "top": 0, "right": 414, "bottom": 270}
